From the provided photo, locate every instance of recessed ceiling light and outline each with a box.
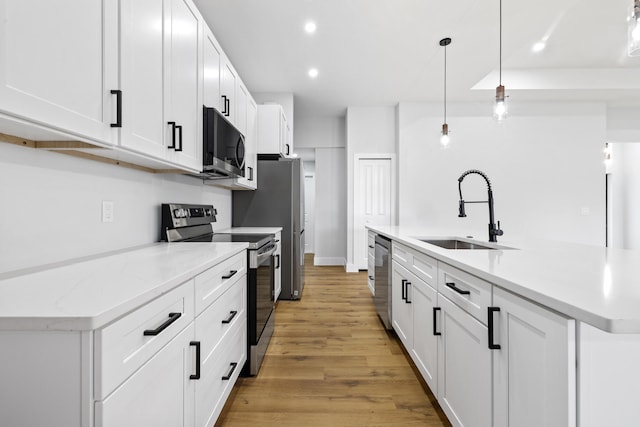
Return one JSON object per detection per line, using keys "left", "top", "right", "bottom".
{"left": 305, "top": 21, "right": 317, "bottom": 34}
{"left": 308, "top": 68, "right": 319, "bottom": 78}
{"left": 532, "top": 41, "right": 546, "bottom": 52}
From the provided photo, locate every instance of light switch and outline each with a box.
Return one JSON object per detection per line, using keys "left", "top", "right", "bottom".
{"left": 102, "top": 201, "right": 114, "bottom": 223}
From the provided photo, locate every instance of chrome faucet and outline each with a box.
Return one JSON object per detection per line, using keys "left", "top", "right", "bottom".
{"left": 457, "top": 169, "right": 504, "bottom": 242}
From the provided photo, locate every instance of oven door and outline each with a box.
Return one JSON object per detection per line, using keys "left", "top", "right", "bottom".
{"left": 248, "top": 242, "right": 277, "bottom": 346}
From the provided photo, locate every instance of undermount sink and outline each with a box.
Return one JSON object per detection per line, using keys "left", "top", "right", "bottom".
{"left": 417, "top": 238, "right": 512, "bottom": 250}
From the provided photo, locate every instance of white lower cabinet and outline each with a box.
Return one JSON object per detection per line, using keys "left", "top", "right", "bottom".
{"left": 492, "top": 286, "right": 575, "bottom": 427}
{"left": 391, "top": 259, "right": 438, "bottom": 392}
{"left": 273, "top": 232, "right": 282, "bottom": 302}
{"left": 96, "top": 323, "right": 196, "bottom": 427}
{"left": 367, "top": 231, "right": 375, "bottom": 296}
{"left": 0, "top": 251, "right": 247, "bottom": 427}
{"left": 437, "top": 295, "right": 492, "bottom": 427}
{"left": 391, "top": 241, "right": 576, "bottom": 427}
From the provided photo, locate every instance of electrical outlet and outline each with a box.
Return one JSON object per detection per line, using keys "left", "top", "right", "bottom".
{"left": 102, "top": 201, "right": 114, "bottom": 223}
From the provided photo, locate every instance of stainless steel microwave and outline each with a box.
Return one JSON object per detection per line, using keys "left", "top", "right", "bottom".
{"left": 202, "top": 106, "right": 245, "bottom": 178}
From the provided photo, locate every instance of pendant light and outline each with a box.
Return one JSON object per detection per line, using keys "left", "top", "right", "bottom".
{"left": 494, "top": 0, "right": 508, "bottom": 121}
{"left": 629, "top": 0, "right": 640, "bottom": 57}
{"left": 440, "top": 37, "right": 452, "bottom": 147}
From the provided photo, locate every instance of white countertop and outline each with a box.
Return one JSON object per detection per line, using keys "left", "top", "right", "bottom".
{"left": 369, "top": 225, "right": 640, "bottom": 334}
{"left": 0, "top": 242, "right": 248, "bottom": 331}
{"left": 219, "top": 227, "right": 283, "bottom": 234}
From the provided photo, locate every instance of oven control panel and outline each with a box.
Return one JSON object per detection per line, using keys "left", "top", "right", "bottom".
{"left": 161, "top": 204, "right": 217, "bottom": 239}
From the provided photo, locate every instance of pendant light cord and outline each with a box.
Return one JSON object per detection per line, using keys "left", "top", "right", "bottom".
{"left": 499, "top": 0, "right": 502, "bottom": 85}
{"left": 444, "top": 44, "right": 447, "bottom": 123}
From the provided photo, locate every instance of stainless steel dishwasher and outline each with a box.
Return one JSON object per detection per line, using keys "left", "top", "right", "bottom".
{"left": 374, "top": 235, "right": 392, "bottom": 330}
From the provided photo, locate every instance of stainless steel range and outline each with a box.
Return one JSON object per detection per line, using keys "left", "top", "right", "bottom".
{"left": 161, "top": 203, "right": 276, "bottom": 376}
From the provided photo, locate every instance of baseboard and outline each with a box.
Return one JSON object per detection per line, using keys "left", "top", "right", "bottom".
{"left": 314, "top": 257, "right": 346, "bottom": 267}
{"left": 345, "top": 263, "right": 359, "bottom": 273}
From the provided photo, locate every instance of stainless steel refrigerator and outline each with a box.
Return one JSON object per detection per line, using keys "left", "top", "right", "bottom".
{"left": 232, "top": 157, "right": 305, "bottom": 300}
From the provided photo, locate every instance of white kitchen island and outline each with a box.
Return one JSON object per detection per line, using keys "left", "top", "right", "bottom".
{"left": 368, "top": 224, "right": 640, "bottom": 427}
{"left": 0, "top": 242, "right": 249, "bottom": 427}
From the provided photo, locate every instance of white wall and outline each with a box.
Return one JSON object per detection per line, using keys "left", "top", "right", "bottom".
{"left": 294, "top": 115, "right": 347, "bottom": 265}
{"left": 295, "top": 116, "right": 345, "bottom": 149}
{"left": 0, "top": 141, "right": 231, "bottom": 274}
{"left": 314, "top": 148, "right": 347, "bottom": 265}
{"left": 397, "top": 102, "right": 606, "bottom": 246}
{"left": 345, "top": 106, "right": 396, "bottom": 271}
{"left": 608, "top": 143, "right": 640, "bottom": 250}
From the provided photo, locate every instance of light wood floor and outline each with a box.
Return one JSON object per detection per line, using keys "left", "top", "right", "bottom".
{"left": 215, "top": 255, "right": 451, "bottom": 427}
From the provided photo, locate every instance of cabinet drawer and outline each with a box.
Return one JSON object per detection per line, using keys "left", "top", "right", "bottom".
{"left": 195, "top": 274, "right": 246, "bottom": 360}
{"left": 195, "top": 251, "right": 246, "bottom": 315}
{"left": 438, "top": 263, "right": 492, "bottom": 325}
{"left": 392, "top": 242, "right": 437, "bottom": 287}
{"left": 95, "top": 280, "right": 195, "bottom": 400}
{"left": 368, "top": 231, "right": 376, "bottom": 256}
{"left": 195, "top": 318, "right": 247, "bottom": 427}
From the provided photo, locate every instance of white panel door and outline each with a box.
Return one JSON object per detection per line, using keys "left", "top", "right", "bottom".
{"left": 492, "top": 287, "right": 576, "bottom": 427}
{"left": 165, "top": 0, "right": 201, "bottom": 170}
{"left": 355, "top": 157, "right": 392, "bottom": 269}
{"left": 119, "top": 0, "right": 166, "bottom": 157}
{"left": 0, "top": 0, "right": 115, "bottom": 144}
{"left": 96, "top": 323, "right": 195, "bottom": 427}
{"left": 437, "top": 295, "right": 492, "bottom": 427}
{"left": 304, "top": 174, "right": 316, "bottom": 253}
{"left": 203, "top": 28, "right": 221, "bottom": 111}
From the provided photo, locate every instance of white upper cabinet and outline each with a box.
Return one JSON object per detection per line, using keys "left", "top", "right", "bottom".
{"left": 0, "top": 0, "right": 116, "bottom": 144}
{"left": 220, "top": 56, "right": 237, "bottom": 125}
{"left": 203, "top": 28, "right": 222, "bottom": 111}
{"left": 257, "top": 104, "right": 291, "bottom": 157}
{"left": 117, "top": 0, "right": 167, "bottom": 158}
{"left": 164, "top": 0, "right": 202, "bottom": 170}
{"left": 117, "top": 0, "right": 202, "bottom": 170}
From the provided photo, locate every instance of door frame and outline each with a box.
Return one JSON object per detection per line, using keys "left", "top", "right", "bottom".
{"left": 351, "top": 153, "right": 397, "bottom": 271}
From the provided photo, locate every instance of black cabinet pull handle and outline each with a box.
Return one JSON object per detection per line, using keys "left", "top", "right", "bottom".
{"left": 190, "top": 341, "right": 201, "bottom": 380}
{"left": 433, "top": 307, "right": 441, "bottom": 336}
{"left": 222, "top": 310, "right": 238, "bottom": 324}
{"left": 248, "top": 166, "right": 254, "bottom": 181}
{"left": 368, "top": 275, "right": 374, "bottom": 281}
{"left": 405, "top": 281, "right": 412, "bottom": 304}
{"left": 368, "top": 245, "right": 375, "bottom": 249}
{"left": 286, "top": 143, "right": 290, "bottom": 155}
{"left": 221, "top": 95, "right": 228, "bottom": 115}
{"left": 222, "top": 270, "right": 238, "bottom": 280}
{"left": 401, "top": 279, "right": 407, "bottom": 300}
{"left": 167, "top": 121, "right": 176, "bottom": 149}
{"left": 110, "top": 90, "right": 122, "bottom": 128}
{"left": 274, "top": 254, "right": 280, "bottom": 269}
{"left": 488, "top": 307, "right": 501, "bottom": 350}
{"left": 175, "top": 125, "right": 183, "bottom": 152}
{"left": 221, "top": 362, "right": 238, "bottom": 380}
{"left": 143, "top": 312, "right": 181, "bottom": 336}
{"left": 446, "top": 282, "right": 471, "bottom": 295}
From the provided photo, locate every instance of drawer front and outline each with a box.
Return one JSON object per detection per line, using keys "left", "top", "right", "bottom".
{"left": 368, "top": 231, "right": 376, "bottom": 256}
{"left": 195, "top": 274, "right": 246, "bottom": 360}
{"left": 95, "top": 280, "right": 195, "bottom": 400}
{"left": 438, "top": 263, "right": 492, "bottom": 324}
{"left": 392, "top": 242, "right": 437, "bottom": 287}
{"left": 392, "top": 241, "right": 412, "bottom": 267}
{"left": 195, "top": 318, "right": 247, "bottom": 427}
{"left": 195, "top": 251, "right": 246, "bottom": 315}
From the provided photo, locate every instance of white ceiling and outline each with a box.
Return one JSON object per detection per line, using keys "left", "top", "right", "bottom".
{"left": 194, "top": 0, "right": 640, "bottom": 118}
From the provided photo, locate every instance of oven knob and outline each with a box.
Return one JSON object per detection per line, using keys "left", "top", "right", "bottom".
{"left": 174, "top": 208, "right": 186, "bottom": 218}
